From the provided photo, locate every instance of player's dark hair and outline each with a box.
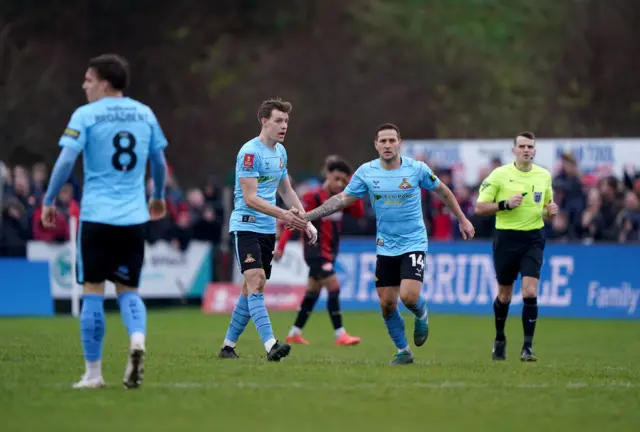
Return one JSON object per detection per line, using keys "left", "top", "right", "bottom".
{"left": 88, "top": 54, "right": 130, "bottom": 91}
{"left": 514, "top": 131, "right": 535, "bottom": 145}
{"left": 257, "top": 98, "right": 293, "bottom": 123}
{"left": 375, "top": 123, "right": 401, "bottom": 140}
{"left": 326, "top": 159, "right": 352, "bottom": 176}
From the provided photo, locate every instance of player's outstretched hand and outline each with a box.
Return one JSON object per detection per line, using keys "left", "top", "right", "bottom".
{"left": 305, "top": 222, "right": 318, "bottom": 245}
{"left": 459, "top": 218, "right": 475, "bottom": 240}
{"left": 546, "top": 202, "right": 559, "bottom": 217}
{"left": 508, "top": 194, "right": 524, "bottom": 209}
{"left": 149, "top": 199, "right": 166, "bottom": 220}
{"left": 41, "top": 205, "right": 57, "bottom": 229}
{"left": 283, "top": 208, "right": 308, "bottom": 231}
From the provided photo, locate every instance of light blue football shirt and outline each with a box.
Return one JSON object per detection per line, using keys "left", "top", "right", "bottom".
{"left": 229, "top": 137, "right": 288, "bottom": 234}
{"left": 344, "top": 157, "right": 440, "bottom": 256}
{"left": 59, "top": 96, "right": 168, "bottom": 225}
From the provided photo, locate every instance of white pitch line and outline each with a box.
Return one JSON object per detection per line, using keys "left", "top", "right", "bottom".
{"left": 34, "top": 381, "right": 639, "bottom": 391}
{"left": 140, "top": 381, "right": 639, "bottom": 390}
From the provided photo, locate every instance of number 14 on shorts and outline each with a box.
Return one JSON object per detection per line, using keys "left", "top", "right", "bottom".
{"left": 409, "top": 253, "right": 424, "bottom": 269}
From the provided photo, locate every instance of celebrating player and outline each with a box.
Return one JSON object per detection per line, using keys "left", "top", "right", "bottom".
{"left": 475, "top": 131, "right": 557, "bottom": 362}
{"left": 274, "top": 158, "right": 364, "bottom": 346}
{"left": 41, "top": 54, "right": 169, "bottom": 389}
{"left": 304, "top": 123, "right": 475, "bottom": 364}
{"left": 218, "top": 98, "right": 317, "bottom": 362}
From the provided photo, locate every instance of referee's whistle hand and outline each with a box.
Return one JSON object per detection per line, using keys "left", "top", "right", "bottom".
{"left": 508, "top": 195, "right": 523, "bottom": 209}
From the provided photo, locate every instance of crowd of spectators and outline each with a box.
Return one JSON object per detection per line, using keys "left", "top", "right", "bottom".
{"left": 2, "top": 151, "right": 639, "bottom": 259}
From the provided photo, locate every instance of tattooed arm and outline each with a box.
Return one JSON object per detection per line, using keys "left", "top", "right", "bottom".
{"left": 305, "top": 192, "right": 359, "bottom": 222}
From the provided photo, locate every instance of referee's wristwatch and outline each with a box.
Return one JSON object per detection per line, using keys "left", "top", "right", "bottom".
{"left": 498, "top": 200, "right": 512, "bottom": 211}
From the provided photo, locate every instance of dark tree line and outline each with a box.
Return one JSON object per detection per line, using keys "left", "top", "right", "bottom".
{"left": 2, "top": 0, "right": 639, "bottom": 185}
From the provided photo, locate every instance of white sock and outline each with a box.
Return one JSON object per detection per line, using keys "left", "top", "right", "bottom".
{"left": 419, "top": 310, "right": 428, "bottom": 321}
{"left": 131, "top": 332, "right": 146, "bottom": 350}
{"left": 264, "top": 337, "right": 277, "bottom": 352}
{"left": 85, "top": 360, "right": 102, "bottom": 378}
{"left": 223, "top": 339, "right": 236, "bottom": 348}
{"left": 288, "top": 326, "right": 301, "bottom": 337}
{"left": 398, "top": 346, "right": 410, "bottom": 353}
{"left": 335, "top": 327, "right": 346, "bottom": 338}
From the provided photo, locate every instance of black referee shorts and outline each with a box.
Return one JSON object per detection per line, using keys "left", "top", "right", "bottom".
{"left": 492, "top": 229, "right": 545, "bottom": 285}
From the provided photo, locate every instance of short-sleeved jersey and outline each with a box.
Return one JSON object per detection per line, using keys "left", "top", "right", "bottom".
{"left": 477, "top": 163, "right": 553, "bottom": 231}
{"left": 59, "top": 96, "right": 168, "bottom": 226}
{"left": 229, "top": 137, "right": 288, "bottom": 234}
{"left": 344, "top": 157, "right": 440, "bottom": 256}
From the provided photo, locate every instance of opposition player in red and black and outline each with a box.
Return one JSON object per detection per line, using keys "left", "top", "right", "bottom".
{"left": 274, "top": 159, "right": 364, "bottom": 346}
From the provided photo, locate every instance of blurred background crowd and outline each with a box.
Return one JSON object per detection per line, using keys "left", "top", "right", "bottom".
{"left": 2, "top": 0, "right": 640, "bottom": 272}
{"left": 2, "top": 150, "right": 639, "bottom": 260}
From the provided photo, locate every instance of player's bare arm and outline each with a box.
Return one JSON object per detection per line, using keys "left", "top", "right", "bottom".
{"left": 305, "top": 192, "right": 358, "bottom": 222}
{"left": 277, "top": 175, "right": 305, "bottom": 213}
{"left": 240, "top": 177, "right": 307, "bottom": 230}
{"left": 433, "top": 182, "right": 475, "bottom": 240}
{"left": 277, "top": 176, "right": 318, "bottom": 243}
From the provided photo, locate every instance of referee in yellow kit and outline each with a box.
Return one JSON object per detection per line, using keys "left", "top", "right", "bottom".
{"left": 475, "top": 132, "right": 558, "bottom": 361}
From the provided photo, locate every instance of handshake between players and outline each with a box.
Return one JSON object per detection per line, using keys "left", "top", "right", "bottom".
{"left": 283, "top": 207, "right": 318, "bottom": 245}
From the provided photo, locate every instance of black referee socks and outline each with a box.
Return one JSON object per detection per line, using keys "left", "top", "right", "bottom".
{"left": 493, "top": 297, "right": 510, "bottom": 342}
{"left": 522, "top": 296, "right": 538, "bottom": 348}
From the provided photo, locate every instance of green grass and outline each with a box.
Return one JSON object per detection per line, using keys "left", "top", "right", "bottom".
{"left": 1, "top": 309, "right": 639, "bottom": 431}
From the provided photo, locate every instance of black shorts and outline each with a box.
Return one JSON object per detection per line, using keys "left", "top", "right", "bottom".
{"left": 492, "top": 229, "right": 545, "bottom": 285}
{"left": 77, "top": 221, "right": 145, "bottom": 287}
{"left": 233, "top": 231, "right": 276, "bottom": 279}
{"left": 375, "top": 251, "right": 426, "bottom": 288}
{"left": 306, "top": 258, "right": 336, "bottom": 281}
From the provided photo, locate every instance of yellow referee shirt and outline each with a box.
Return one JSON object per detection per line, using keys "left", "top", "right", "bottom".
{"left": 477, "top": 163, "right": 553, "bottom": 231}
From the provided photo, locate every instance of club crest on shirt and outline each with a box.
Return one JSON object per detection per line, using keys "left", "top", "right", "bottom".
{"left": 534, "top": 191, "right": 542, "bottom": 203}
{"left": 280, "top": 158, "right": 284, "bottom": 169}
{"left": 244, "top": 254, "right": 256, "bottom": 263}
{"left": 398, "top": 178, "right": 411, "bottom": 189}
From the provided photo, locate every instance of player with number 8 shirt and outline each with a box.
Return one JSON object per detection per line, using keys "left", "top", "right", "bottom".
{"left": 41, "top": 54, "right": 169, "bottom": 389}
{"left": 304, "top": 123, "right": 476, "bottom": 365}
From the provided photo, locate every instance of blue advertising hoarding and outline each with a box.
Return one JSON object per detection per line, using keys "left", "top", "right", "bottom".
{"left": 324, "top": 240, "right": 640, "bottom": 320}
{"left": 0, "top": 259, "right": 54, "bottom": 317}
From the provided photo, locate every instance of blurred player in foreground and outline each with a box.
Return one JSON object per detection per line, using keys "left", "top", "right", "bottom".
{"left": 41, "top": 54, "right": 169, "bottom": 389}
{"left": 218, "top": 98, "right": 317, "bottom": 362}
{"left": 274, "top": 158, "right": 364, "bottom": 346}
{"left": 304, "top": 123, "right": 475, "bottom": 364}
{"left": 475, "top": 131, "right": 557, "bottom": 361}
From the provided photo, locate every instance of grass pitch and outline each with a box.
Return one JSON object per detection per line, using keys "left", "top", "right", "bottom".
{"left": 1, "top": 309, "right": 639, "bottom": 431}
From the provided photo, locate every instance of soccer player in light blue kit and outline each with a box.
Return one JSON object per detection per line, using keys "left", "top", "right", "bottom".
{"left": 41, "top": 54, "right": 169, "bottom": 388}
{"left": 217, "top": 98, "right": 315, "bottom": 361}
{"left": 305, "top": 123, "right": 475, "bottom": 364}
